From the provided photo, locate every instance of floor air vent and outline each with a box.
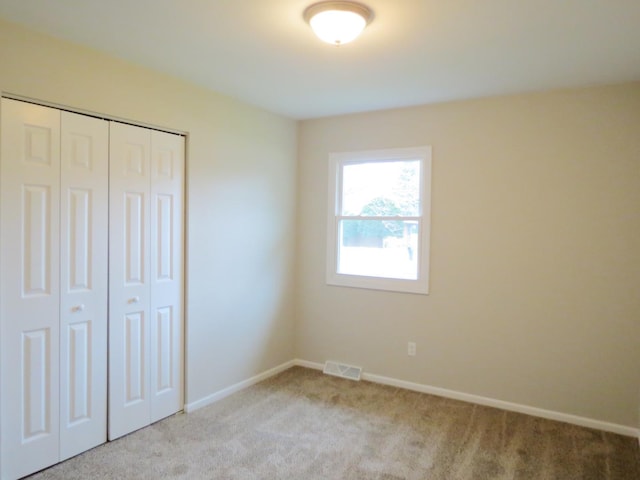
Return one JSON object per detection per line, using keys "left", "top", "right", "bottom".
{"left": 323, "top": 361, "right": 362, "bottom": 381}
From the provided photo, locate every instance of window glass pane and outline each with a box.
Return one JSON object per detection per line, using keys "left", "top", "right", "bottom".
{"left": 341, "top": 160, "right": 420, "bottom": 216}
{"left": 338, "top": 219, "right": 418, "bottom": 280}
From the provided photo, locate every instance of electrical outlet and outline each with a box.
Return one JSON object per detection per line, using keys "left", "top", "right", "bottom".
{"left": 408, "top": 342, "right": 416, "bottom": 356}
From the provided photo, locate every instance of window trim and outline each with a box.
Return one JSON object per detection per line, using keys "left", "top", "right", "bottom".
{"left": 326, "top": 146, "right": 432, "bottom": 295}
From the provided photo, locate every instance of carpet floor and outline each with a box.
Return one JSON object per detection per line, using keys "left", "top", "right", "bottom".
{"left": 27, "top": 366, "right": 640, "bottom": 479}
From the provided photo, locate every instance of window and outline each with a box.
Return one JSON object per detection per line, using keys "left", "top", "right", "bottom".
{"left": 326, "top": 146, "right": 432, "bottom": 294}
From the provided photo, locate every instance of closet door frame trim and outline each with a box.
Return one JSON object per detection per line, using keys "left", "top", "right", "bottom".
{"left": 2, "top": 93, "right": 187, "bottom": 136}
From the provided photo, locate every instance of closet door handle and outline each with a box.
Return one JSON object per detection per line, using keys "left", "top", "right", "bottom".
{"left": 128, "top": 296, "right": 140, "bottom": 304}
{"left": 72, "top": 304, "right": 85, "bottom": 313}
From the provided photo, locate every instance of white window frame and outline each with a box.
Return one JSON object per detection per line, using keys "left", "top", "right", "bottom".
{"left": 326, "top": 146, "right": 432, "bottom": 294}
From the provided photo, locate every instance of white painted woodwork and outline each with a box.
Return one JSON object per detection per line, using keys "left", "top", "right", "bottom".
{"left": 1, "top": 99, "right": 61, "bottom": 480}
{"left": 1, "top": 100, "right": 185, "bottom": 476}
{"left": 150, "top": 131, "right": 184, "bottom": 423}
{"left": 108, "top": 122, "right": 152, "bottom": 440}
{"left": 59, "top": 111, "right": 108, "bottom": 460}
{"left": 109, "top": 125, "right": 184, "bottom": 439}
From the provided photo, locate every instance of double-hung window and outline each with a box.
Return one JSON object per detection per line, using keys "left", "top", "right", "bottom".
{"left": 326, "top": 146, "right": 432, "bottom": 294}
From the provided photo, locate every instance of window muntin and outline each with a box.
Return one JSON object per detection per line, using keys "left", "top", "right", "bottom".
{"left": 327, "top": 147, "right": 431, "bottom": 294}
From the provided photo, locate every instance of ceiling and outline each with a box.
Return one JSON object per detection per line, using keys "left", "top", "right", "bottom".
{"left": 1, "top": 0, "right": 639, "bottom": 119}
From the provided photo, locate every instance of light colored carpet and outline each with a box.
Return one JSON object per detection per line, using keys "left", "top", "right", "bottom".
{"left": 28, "top": 366, "right": 640, "bottom": 479}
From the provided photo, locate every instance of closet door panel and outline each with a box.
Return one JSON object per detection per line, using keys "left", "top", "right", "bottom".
{"left": 59, "top": 111, "right": 108, "bottom": 460}
{"left": 1, "top": 99, "right": 61, "bottom": 480}
{"left": 108, "top": 122, "right": 152, "bottom": 440}
{"left": 150, "top": 131, "right": 184, "bottom": 423}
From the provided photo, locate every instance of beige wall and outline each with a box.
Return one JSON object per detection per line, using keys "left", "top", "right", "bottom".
{"left": 2, "top": 17, "right": 638, "bottom": 431}
{"left": 0, "top": 19, "right": 297, "bottom": 405}
{"left": 297, "top": 83, "right": 640, "bottom": 428}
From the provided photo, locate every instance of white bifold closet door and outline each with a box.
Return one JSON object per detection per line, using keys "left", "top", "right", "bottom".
{"left": 108, "top": 122, "right": 184, "bottom": 440}
{"left": 59, "top": 109, "right": 109, "bottom": 460}
{"left": 0, "top": 99, "right": 108, "bottom": 480}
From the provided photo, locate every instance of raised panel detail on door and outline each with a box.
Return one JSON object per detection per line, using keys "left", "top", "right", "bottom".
{"left": 1, "top": 98, "right": 61, "bottom": 480}
{"left": 109, "top": 122, "right": 152, "bottom": 440}
{"left": 156, "top": 148, "right": 174, "bottom": 178}
{"left": 67, "top": 322, "right": 91, "bottom": 423}
{"left": 22, "top": 328, "right": 52, "bottom": 440}
{"left": 125, "top": 192, "right": 145, "bottom": 285}
{"left": 125, "top": 144, "right": 145, "bottom": 176}
{"left": 155, "top": 307, "right": 173, "bottom": 392}
{"left": 68, "top": 188, "right": 91, "bottom": 291}
{"left": 24, "top": 125, "right": 52, "bottom": 165}
{"left": 125, "top": 312, "right": 145, "bottom": 404}
{"left": 156, "top": 194, "right": 173, "bottom": 281}
{"left": 60, "top": 111, "right": 108, "bottom": 461}
{"left": 23, "top": 185, "right": 52, "bottom": 296}
{"left": 150, "top": 131, "right": 184, "bottom": 423}
{"left": 69, "top": 133, "right": 92, "bottom": 170}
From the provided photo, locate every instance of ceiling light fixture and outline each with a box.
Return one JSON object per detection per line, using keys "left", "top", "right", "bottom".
{"left": 304, "top": 1, "right": 373, "bottom": 46}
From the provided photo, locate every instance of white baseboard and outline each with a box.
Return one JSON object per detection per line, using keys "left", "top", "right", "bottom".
{"left": 294, "top": 359, "right": 640, "bottom": 439}
{"left": 184, "top": 359, "right": 296, "bottom": 413}
{"left": 183, "top": 358, "right": 639, "bottom": 439}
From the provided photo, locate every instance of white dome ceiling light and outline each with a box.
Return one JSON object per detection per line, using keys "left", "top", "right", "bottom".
{"left": 304, "top": 1, "right": 374, "bottom": 46}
